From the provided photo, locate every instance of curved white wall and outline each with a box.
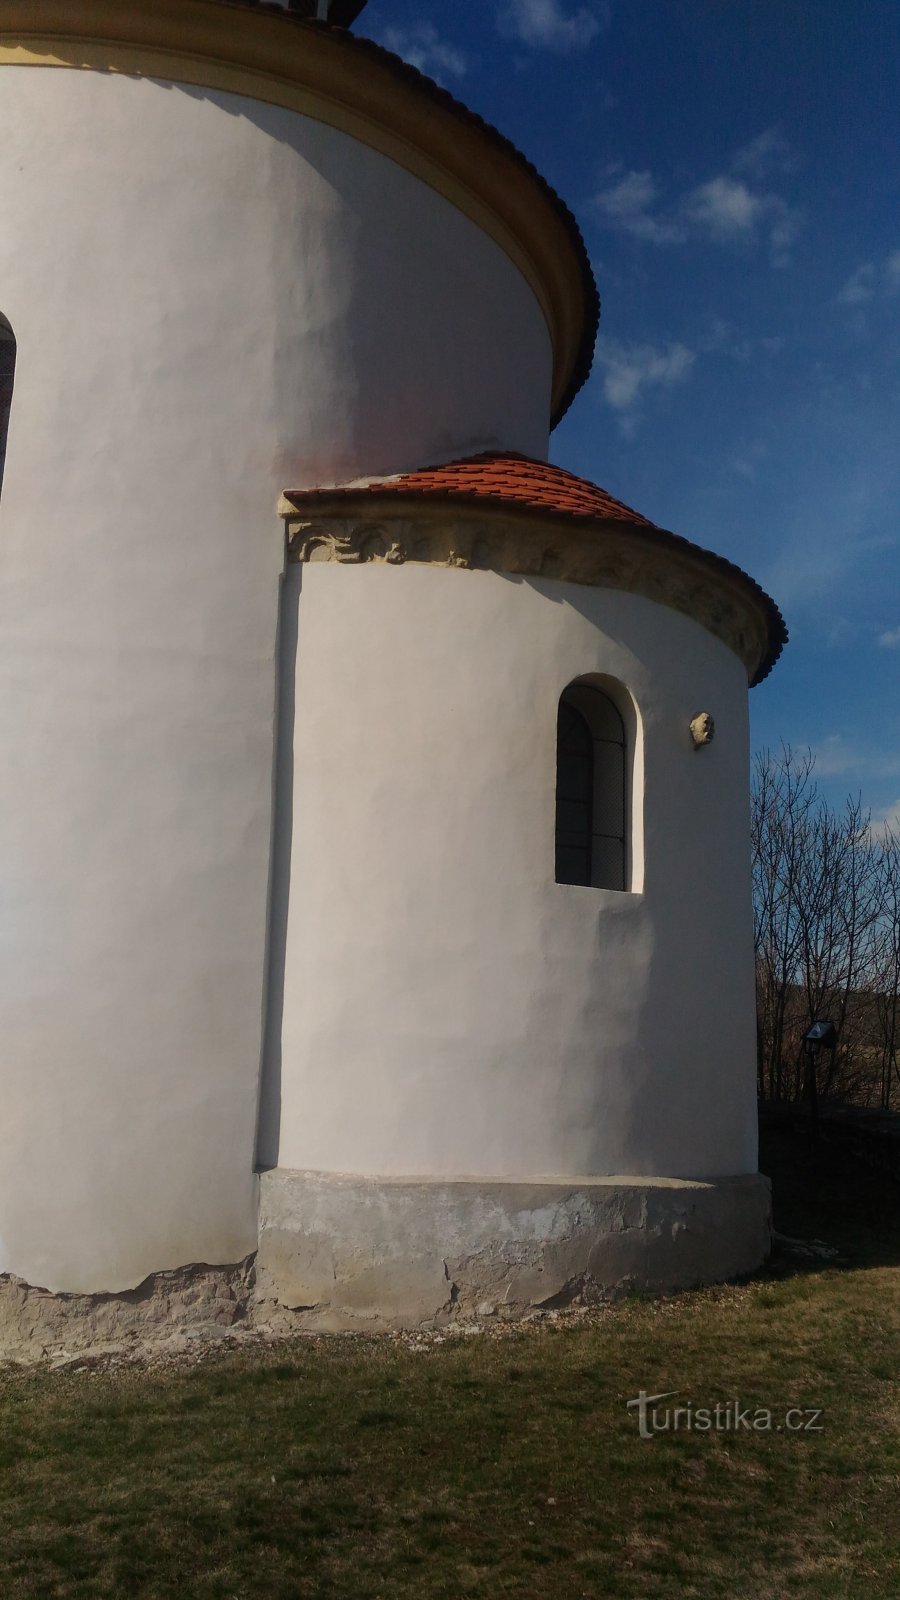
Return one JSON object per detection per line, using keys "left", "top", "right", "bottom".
{"left": 0, "top": 67, "right": 552, "bottom": 1293}
{"left": 272, "top": 563, "right": 758, "bottom": 1183}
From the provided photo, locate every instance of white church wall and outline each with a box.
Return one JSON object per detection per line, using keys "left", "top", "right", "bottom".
{"left": 274, "top": 561, "right": 758, "bottom": 1184}
{"left": 0, "top": 67, "right": 552, "bottom": 1293}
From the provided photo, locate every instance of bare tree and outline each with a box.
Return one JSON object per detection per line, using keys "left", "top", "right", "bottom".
{"left": 752, "top": 747, "right": 896, "bottom": 1108}
{"left": 795, "top": 794, "right": 882, "bottom": 1100}
{"left": 752, "top": 746, "right": 817, "bottom": 1101}
{"left": 874, "top": 827, "right": 900, "bottom": 1110}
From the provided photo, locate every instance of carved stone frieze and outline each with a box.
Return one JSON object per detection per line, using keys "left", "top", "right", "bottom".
{"left": 280, "top": 500, "right": 777, "bottom": 683}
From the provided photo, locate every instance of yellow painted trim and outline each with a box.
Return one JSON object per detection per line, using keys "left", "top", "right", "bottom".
{"left": 0, "top": 0, "right": 591, "bottom": 421}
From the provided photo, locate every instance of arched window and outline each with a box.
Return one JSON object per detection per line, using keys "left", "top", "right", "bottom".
{"left": 555, "top": 681, "right": 627, "bottom": 890}
{"left": 0, "top": 317, "right": 15, "bottom": 498}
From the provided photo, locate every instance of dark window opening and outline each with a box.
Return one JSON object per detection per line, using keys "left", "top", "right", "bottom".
{"left": 555, "top": 682, "right": 627, "bottom": 890}
{"left": 0, "top": 317, "right": 15, "bottom": 499}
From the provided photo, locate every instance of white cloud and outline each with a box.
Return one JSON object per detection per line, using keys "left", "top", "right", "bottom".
{"left": 696, "top": 316, "right": 745, "bottom": 357}
{"left": 837, "top": 252, "right": 900, "bottom": 308}
{"left": 765, "top": 200, "right": 803, "bottom": 268}
{"left": 682, "top": 179, "right": 800, "bottom": 265}
{"left": 808, "top": 736, "right": 900, "bottom": 787}
{"left": 601, "top": 320, "right": 780, "bottom": 442}
{"left": 873, "top": 799, "right": 900, "bottom": 839}
{"left": 380, "top": 24, "right": 466, "bottom": 81}
{"left": 498, "top": 0, "right": 609, "bottom": 52}
{"left": 592, "top": 170, "right": 685, "bottom": 243}
{"left": 591, "top": 135, "right": 802, "bottom": 265}
{"left": 838, "top": 264, "right": 876, "bottom": 305}
{"left": 813, "top": 735, "right": 860, "bottom": 778}
{"left": 598, "top": 339, "right": 695, "bottom": 431}
{"left": 683, "top": 176, "right": 763, "bottom": 238}
{"left": 730, "top": 439, "right": 768, "bottom": 479}
{"left": 696, "top": 319, "right": 784, "bottom": 364}
{"left": 879, "top": 626, "right": 900, "bottom": 649}
{"left": 732, "top": 127, "right": 798, "bottom": 180}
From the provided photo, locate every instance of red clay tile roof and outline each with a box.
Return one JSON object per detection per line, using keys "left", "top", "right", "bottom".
{"left": 286, "top": 452, "right": 787, "bottom": 684}
{"left": 348, "top": 452, "right": 656, "bottom": 525}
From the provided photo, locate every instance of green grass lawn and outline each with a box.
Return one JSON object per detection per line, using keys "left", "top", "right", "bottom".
{"left": 2, "top": 1127, "right": 900, "bottom": 1599}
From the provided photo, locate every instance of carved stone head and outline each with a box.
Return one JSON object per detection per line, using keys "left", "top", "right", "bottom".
{"left": 690, "top": 711, "right": 715, "bottom": 749}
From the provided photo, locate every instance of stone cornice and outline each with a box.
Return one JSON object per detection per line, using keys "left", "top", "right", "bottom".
{"left": 0, "top": 0, "right": 597, "bottom": 427}
{"left": 278, "top": 496, "right": 784, "bottom": 685}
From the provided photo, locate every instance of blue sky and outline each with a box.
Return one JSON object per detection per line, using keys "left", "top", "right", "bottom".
{"left": 360, "top": 0, "right": 900, "bottom": 826}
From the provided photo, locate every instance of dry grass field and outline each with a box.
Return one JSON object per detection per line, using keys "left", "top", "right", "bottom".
{"left": 1, "top": 1125, "right": 899, "bottom": 1598}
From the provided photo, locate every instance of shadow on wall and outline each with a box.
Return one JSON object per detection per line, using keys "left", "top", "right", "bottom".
{"left": 255, "top": 564, "right": 301, "bottom": 1169}
{"left": 167, "top": 80, "right": 551, "bottom": 481}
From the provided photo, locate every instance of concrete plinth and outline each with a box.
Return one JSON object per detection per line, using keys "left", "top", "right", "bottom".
{"left": 256, "top": 1169, "right": 772, "bottom": 1330}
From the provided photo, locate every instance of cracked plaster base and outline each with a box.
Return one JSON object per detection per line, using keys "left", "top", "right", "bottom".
{"left": 0, "top": 1170, "right": 771, "bottom": 1355}
{"left": 0, "top": 1260, "right": 256, "bottom": 1362}
{"left": 255, "top": 1169, "right": 772, "bottom": 1331}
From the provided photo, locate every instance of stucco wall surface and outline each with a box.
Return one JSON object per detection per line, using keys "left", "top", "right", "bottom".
{"left": 268, "top": 562, "right": 758, "bottom": 1182}
{"left": 0, "top": 67, "right": 552, "bottom": 1294}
